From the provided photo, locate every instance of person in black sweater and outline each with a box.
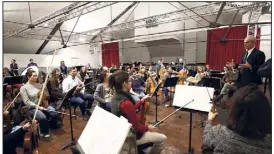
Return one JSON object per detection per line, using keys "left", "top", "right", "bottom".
{"left": 4, "top": 120, "right": 37, "bottom": 154}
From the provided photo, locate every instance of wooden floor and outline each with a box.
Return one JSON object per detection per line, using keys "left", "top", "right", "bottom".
{"left": 16, "top": 103, "right": 206, "bottom": 154}
{"left": 14, "top": 85, "right": 271, "bottom": 154}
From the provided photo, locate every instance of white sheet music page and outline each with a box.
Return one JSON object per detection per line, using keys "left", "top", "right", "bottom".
{"left": 173, "top": 85, "right": 214, "bottom": 112}
{"left": 78, "top": 106, "right": 131, "bottom": 154}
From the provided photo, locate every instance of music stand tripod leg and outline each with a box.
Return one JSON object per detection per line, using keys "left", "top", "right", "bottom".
{"left": 181, "top": 112, "right": 194, "bottom": 154}
{"left": 148, "top": 94, "right": 159, "bottom": 125}
{"left": 60, "top": 101, "right": 75, "bottom": 150}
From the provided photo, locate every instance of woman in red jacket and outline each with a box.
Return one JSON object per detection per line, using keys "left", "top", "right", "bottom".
{"left": 109, "top": 70, "right": 167, "bottom": 154}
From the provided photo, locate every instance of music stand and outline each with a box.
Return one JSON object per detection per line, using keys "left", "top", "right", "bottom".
{"left": 173, "top": 85, "right": 214, "bottom": 154}
{"left": 3, "top": 76, "right": 24, "bottom": 97}
{"left": 200, "top": 77, "right": 222, "bottom": 91}
{"left": 163, "top": 77, "right": 179, "bottom": 107}
{"left": 148, "top": 82, "right": 162, "bottom": 125}
{"left": 210, "top": 73, "right": 225, "bottom": 78}
{"left": 60, "top": 85, "right": 78, "bottom": 150}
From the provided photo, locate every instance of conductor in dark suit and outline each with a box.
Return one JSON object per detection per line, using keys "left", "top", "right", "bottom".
{"left": 238, "top": 35, "right": 266, "bottom": 87}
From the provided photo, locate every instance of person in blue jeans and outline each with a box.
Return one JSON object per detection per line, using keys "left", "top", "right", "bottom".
{"left": 20, "top": 69, "right": 59, "bottom": 138}
{"left": 62, "top": 67, "right": 94, "bottom": 120}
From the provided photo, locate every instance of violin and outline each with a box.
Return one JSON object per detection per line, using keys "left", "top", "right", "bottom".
{"left": 3, "top": 92, "right": 20, "bottom": 135}
{"left": 21, "top": 106, "right": 39, "bottom": 154}
{"left": 37, "top": 90, "right": 49, "bottom": 108}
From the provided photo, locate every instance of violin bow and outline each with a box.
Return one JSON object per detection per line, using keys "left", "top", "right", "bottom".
{"left": 3, "top": 92, "right": 21, "bottom": 113}
{"left": 33, "top": 49, "right": 57, "bottom": 121}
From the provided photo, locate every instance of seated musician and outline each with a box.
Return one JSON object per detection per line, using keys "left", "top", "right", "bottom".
{"left": 3, "top": 120, "right": 38, "bottom": 154}
{"left": 202, "top": 85, "right": 271, "bottom": 154}
{"left": 147, "top": 66, "right": 157, "bottom": 77}
{"left": 220, "top": 66, "right": 239, "bottom": 100}
{"left": 109, "top": 70, "right": 167, "bottom": 153}
{"left": 3, "top": 67, "right": 15, "bottom": 77}
{"left": 20, "top": 69, "right": 58, "bottom": 137}
{"left": 129, "top": 70, "right": 146, "bottom": 102}
{"left": 78, "top": 66, "right": 89, "bottom": 82}
{"left": 49, "top": 68, "right": 63, "bottom": 98}
{"left": 62, "top": 67, "right": 94, "bottom": 120}
{"left": 94, "top": 71, "right": 112, "bottom": 112}
{"left": 162, "top": 66, "right": 175, "bottom": 101}
{"left": 176, "top": 58, "right": 184, "bottom": 72}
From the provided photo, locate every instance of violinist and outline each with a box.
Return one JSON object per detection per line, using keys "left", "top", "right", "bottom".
{"left": 49, "top": 68, "right": 63, "bottom": 98}
{"left": 129, "top": 70, "right": 146, "bottom": 102}
{"left": 94, "top": 71, "right": 112, "bottom": 112}
{"left": 20, "top": 69, "right": 58, "bottom": 138}
{"left": 147, "top": 66, "right": 157, "bottom": 77}
{"left": 78, "top": 66, "right": 89, "bottom": 82}
{"left": 62, "top": 67, "right": 94, "bottom": 120}
{"left": 3, "top": 120, "right": 38, "bottom": 154}
{"left": 109, "top": 70, "right": 167, "bottom": 154}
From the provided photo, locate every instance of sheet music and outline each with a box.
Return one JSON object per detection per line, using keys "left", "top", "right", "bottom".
{"left": 78, "top": 106, "right": 131, "bottom": 154}
{"left": 173, "top": 85, "right": 214, "bottom": 112}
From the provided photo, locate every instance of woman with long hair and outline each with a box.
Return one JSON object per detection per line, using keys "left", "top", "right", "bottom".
{"left": 20, "top": 69, "right": 59, "bottom": 138}
{"left": 109, "top": 70, "right": 167, "bottom": 154}
{"left": 94, "top": 71, "right": 112, "bottom": 112}
{"left": 202, "top": 85, "right": 271, "bottom": 153}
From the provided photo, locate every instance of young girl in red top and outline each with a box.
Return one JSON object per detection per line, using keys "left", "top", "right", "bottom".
{"left": 109, "top": 70, "right": 167, "bottom": 154}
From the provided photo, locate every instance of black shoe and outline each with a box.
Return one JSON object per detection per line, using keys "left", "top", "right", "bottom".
{"left": 82, "top": 115, "right": 89, "bottom": 121}
{"left": 86, "top": 110, "right": 92, "bottom": 116}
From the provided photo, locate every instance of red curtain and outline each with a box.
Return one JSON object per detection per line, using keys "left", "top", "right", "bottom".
{"left": 101, "top": 42, "right": 119, "bottom": 68}
{"left": 206, "top": 26, "right": 261, "bottom": 70}
{"left": 256, "top": 27, "right": 261, "bottom": 49}
{"left": 206, "top": 26, "right": 247, "bottom": 70}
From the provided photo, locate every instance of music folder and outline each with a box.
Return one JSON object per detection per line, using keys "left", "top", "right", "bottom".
{"left": 76, "top": 106, "right": 132, "bottom": 154}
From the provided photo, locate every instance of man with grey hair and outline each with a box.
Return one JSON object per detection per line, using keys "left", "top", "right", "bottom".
{"left": 237, "top": 35, "right": 265, "bottom": 87}
{"left": 176, "top": 58, "right": 184, "bottom": 72}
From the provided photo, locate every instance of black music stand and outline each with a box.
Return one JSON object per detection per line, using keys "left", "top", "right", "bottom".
{"left": 3, "top": 76, "right": 24, "bottom": 97}
{"left": 60, "top": 85, "right": 78, "bottom": 151}
{"left": 163, "top": 77, "right": 179, "bottom": 107}
{"left": 174, "top": 107, "right": 208, "bottom": 154}
{"left": 148, "top": 82, "right": 162, "bottom": 125}
{"left": 210, "top": 73, "right": 225, "bottom": 78}
{"left": 200, "top": 77, "right": 222, "bottom": 91}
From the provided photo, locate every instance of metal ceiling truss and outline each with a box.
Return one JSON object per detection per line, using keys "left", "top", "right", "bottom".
{"left": 5, "top": 2, "right": 266, "bottom": 43}
{"left": 4, "top": 2, "right": 117, "bottom": 39}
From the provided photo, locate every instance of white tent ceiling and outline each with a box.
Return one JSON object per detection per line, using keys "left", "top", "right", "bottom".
{"left": 3, "top": 2, "right": 269, "bottom": 54}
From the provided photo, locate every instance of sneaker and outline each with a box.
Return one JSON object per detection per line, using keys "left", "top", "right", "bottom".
{"left": 44, "top": 134, "right": 50, "bottom": 138}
